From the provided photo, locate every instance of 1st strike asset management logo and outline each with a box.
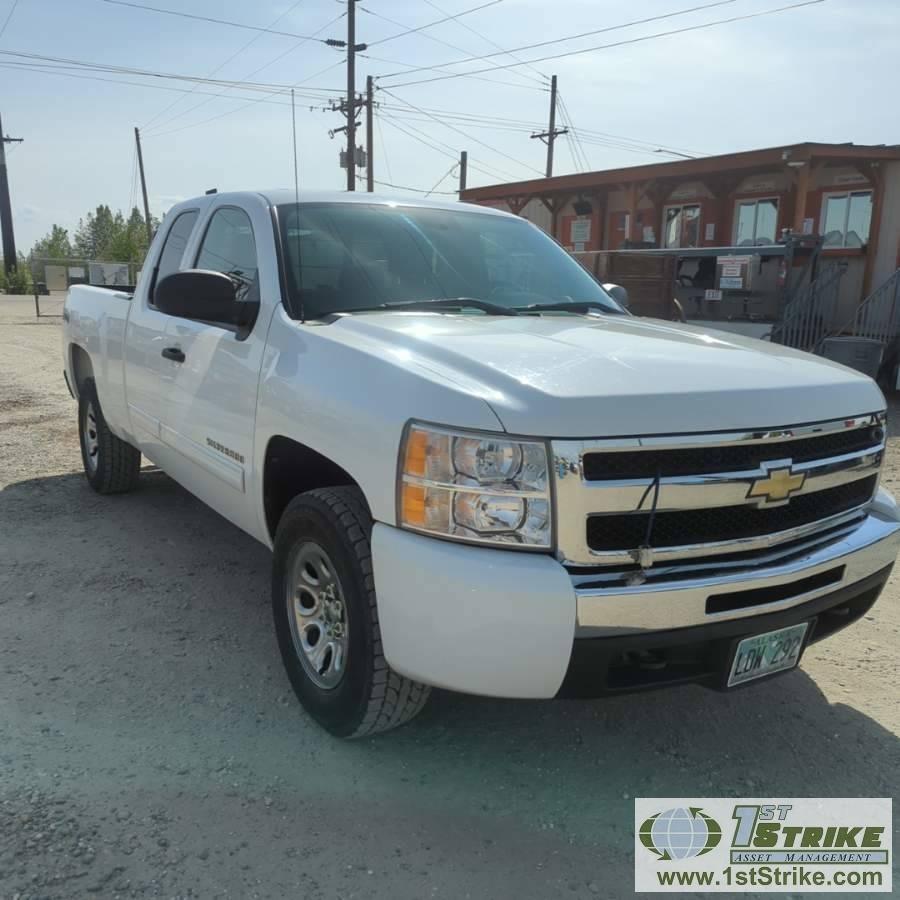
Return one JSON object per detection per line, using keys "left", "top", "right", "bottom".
{"left": 634, "top": 798, "right": 892, "bottom": 893}
{"left": 640, "top": 807, "right": 722, "bottom": 861}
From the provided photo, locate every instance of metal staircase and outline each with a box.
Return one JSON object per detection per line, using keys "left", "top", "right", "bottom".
{"left": 772, "top": 265, "right": 900, "bottom": 359}
{"left": 770, "top": 262, "right": 847, "bottom": 351}
{"left": 834, "top": 267, "right": 900, "bottom": 346}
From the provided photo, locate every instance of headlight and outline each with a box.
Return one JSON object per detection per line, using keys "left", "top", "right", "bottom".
{"left": 398, "top": 423, "right": 552, "bottom": 548}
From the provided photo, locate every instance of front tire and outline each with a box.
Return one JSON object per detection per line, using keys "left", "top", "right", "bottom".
{"left": 272, "top": 486, "right": 431, "bottom": 738}
{"left": 78, "top": 378, "right": 141, "bottom": 494}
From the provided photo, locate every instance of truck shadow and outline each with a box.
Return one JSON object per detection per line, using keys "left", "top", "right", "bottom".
{"left": 2, "top": 466, "right": 899, "bottom": 873}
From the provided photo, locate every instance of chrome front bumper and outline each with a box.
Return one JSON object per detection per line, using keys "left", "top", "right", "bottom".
{"left": 575, "top": 491, "right": 900, "bottom": 637}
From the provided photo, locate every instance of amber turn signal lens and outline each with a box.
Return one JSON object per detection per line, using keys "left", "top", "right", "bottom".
{"left": 403, "top": 427, "right": 428, "bottom": 479}
{"left": 400, "top": 482, "right": 426, "bottom": 527}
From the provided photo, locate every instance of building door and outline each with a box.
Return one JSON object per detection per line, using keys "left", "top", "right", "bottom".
{"left": 607, "top": 211, "right": 630, "bottom": 250}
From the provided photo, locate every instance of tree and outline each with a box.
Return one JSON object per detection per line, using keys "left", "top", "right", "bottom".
{"left": 73, "top": 204, "right": 118, "bottom": 260}
{"left": 30, "top": 224, "right": 72, "bottom": 260}
{"left": 1, "top": 253, "right": 33, "bottom": 294}
{"left": 107, "top": 207, "right": 153, "bottom": 263}
{"left": 32, "top": 203, "right": 160, "bottom": 270}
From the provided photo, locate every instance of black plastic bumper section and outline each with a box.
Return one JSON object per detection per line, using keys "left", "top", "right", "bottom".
{"left": 557, "top": 564, "right": 893, "bottom": 698}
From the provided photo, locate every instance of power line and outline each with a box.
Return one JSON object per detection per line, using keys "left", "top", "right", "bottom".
{"left": 140, "top": 0, "right": 309, "bottom": 131}
{"left": 377, "top": 0, "right": 741, "bottom": 79}
{"left": 425, "top": 162, "right": 459, "bottom": 197}
{"left": 151, "top": 59, "right": 344, "bottom": 137}
{"left": 359, "top": 3, "right": 541, "bottom": 90}
{"left": 361, "top": 52, "right": 545, "bottom": 91}
{"left": 380, "top": 105, "right": 705, "bottom": 162}
{"left": 379, "top": 101, "right": 700, "bottom": 149}
{"left": 366, "top": 100, "right": 707, "bottom": 160}
{"left": 102, "top": 0, "right": 329, "bottom": 42}
{"left": 385, "top": 105, "right": 708, "bottom": 163}
{"left": 379, "top": 87, "right": 544, "bottom": 177}
{"left": 375, "top": 109, "right": 394, "bottom": 184}
{"left": 356, "top": 174, "right": 457, "bottom": 196}
{"left": 377, "top": 0, "right": 824, "bottom": 86}
{"left": 383, "top": 108, "right": 701, "bottom": 160}
{"left": 419, "top": 0, "right": 548, "bottom": 83}
{"left": 143, "top": 11, "right": 345, "bottom": 135}
{"left": 378, "top": 114, "right": 515, "bottom": 182}
{"left": 144, "top": 61, "right": 347, "bottom": 139}
{"left": 0, "top": 49, "right": 345, "bottom": 93}
{"left": 0, "top": 0, "right": 20, "bottom": 42}
{"left": 557, "top": 92, "right": 590, "bottom": 171}
{"left": 367, "top": 0, "right": 505, "bottom": 47}
{"left": 143, "top": 59, "right": 348, "bottom": 139}
{"left": 0, "top": 61, "right": 334, "bottom": 108}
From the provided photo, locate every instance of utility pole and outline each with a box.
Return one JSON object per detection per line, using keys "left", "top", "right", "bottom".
{"left": 366, "top": 75, "right": 374, "bottom": 193}
{"left": 530, "top": 74, "right": 567, "bottom": 178}
{"left": 134, "top": 127, "right": 153, "bottom": 245}
{"left": 0, "top": 113, "right": 23, "bottom": 275}
{"left": 346, "top": 0, "right": 357, "bottom": 192}
{"left": 458, "top": 150, "right": 468, "bottom": 199}
{"left": 327, "top": 3, "right": 366, "bottom": 190}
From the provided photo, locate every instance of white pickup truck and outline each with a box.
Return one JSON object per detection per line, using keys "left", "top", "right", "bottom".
{"left": 63, "top": 190, "right": 900, "bottom": 737}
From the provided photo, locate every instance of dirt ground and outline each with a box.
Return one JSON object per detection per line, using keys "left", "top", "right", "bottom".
{"left": 1, "top": 295, "right": 898, "bottom": 899}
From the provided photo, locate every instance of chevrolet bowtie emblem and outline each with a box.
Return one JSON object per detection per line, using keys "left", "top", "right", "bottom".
{"left": 747, "top": 465, "right": 806, "bottom": 505}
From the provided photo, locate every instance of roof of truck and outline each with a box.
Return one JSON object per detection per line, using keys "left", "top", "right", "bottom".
{"left": 180, "top": 189, "right": 513, "bottom": 218}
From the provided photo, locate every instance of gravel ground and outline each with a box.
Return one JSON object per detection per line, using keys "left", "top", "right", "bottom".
{"left": 1, "top": 295, "right": 898, "bottom": 899}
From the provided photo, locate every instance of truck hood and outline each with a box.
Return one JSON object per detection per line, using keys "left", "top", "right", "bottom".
{"left": 331, "top": 313, "right": 885, "bottom": 436}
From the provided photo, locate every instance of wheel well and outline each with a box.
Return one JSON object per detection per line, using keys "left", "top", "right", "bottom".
{"left": 263, "top": 436, "right": 359, "bottom": 539}
{"left": 70, "top": 345, "right": 94, "bottom": 396}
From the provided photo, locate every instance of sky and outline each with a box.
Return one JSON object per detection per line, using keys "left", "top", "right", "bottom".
{"left": 1, "top": 0, "right": 898, "bottom": 252}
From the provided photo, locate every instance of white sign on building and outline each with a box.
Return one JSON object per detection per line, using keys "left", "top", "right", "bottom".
{"left": 570, "top": 217, "right": 591, "bottom": 245}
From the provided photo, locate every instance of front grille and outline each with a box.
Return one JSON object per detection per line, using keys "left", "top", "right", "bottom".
{"left": 586, "top": 475, "right": 877, "bottom": 553}
{"left": 582, "top": 426, "right": 883, "bottom": 481}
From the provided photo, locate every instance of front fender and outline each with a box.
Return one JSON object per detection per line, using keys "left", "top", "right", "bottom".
{"left": 252, "top": 307, "right": 504, "bottom": 537}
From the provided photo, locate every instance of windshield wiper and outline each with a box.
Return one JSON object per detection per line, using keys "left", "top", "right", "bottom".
{"left": 512, "top": 301, "right": 622, "bottom": 316}
{"left": 340, "top": 297, "right": 520, "bottom": 316}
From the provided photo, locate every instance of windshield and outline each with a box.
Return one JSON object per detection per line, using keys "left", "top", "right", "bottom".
{"left": 276, "top": 202, "right": 624, "bottom": 319}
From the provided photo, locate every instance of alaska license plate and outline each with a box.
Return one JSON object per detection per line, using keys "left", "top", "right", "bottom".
{"left": 727, "top": 622, "right": 809, "bottom": 687}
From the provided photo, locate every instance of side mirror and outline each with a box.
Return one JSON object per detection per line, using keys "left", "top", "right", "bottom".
{"left": 155, "top": 269, "right": 241, "bottom": 324}
{"left": 603, "top": 282, "right": 630, "bottom": 309}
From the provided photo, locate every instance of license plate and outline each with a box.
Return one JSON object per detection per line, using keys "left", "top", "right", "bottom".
{"left": 727, "top": 622, "right": 809, "bottom": 687}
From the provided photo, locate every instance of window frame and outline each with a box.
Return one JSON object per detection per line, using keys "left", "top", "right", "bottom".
{"left": 147, "top": 208, "right": 200, "bottom": 309}
{"left": 732, "top": 195, "right": 780, "bottom": 246}
{"left": 151, "top": 203, "right": 263, "bottom": 338}
{"left": 819, "top": 189, "right": 873, "bottom": 249}
{"left": 273, "top": 201, "right": 624, "bottom": 321}
{"left": 193, "top": 204, "right": 260, "bottom": 289}
{"left": 189, "top": 204, "right": 262, "bottom": 338}
{"left": 662, "top": 203, "right": 702, "bottom": 249}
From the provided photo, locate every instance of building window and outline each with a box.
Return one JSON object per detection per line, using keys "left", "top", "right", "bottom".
{"left": 734, "top": 198, "right": 779, "bottom": 246}
{"left": 821, "top": 191, "right": 873, "bottom": 248}
{"left": 663, "top": 204, "right": 700, "bottom": 248}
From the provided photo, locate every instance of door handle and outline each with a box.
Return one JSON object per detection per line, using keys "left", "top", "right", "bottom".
{"left": 161, "top": 347, "right": 185, "bottom": 363}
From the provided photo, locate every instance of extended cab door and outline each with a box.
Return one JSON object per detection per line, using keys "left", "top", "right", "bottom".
{"left": 157, "top": 199, "right": 274, "bottom": 539}
{"left": 124, "top": 208, "right": 201, "bottom": 452}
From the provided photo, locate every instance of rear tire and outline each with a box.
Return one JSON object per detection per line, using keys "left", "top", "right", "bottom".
{"left": 78, "top": 378, "right": 141, "bottom": 494}
{"left": 272, "top": 486, "right": 431, "bottom": 738}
